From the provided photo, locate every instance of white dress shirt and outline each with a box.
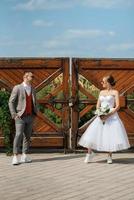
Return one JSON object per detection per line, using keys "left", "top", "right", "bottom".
{"left": 23, "top": 82, "right": 31, "bottom": 96}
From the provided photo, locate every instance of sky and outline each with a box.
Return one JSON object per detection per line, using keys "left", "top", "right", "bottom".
{"left": 0, "top": 0, "right": 134, "bottom": 58}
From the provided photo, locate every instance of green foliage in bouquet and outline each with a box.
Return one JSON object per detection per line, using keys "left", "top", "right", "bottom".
{"left": 0, "top": 90, "right": 13, "bottom": 155}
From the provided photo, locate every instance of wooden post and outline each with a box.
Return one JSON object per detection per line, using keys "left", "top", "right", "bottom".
{"left": 71, "top": 59, "right": 79, "bottom": 151}
{"left": 62, "top": 58, "right": 70, "bottom": 152}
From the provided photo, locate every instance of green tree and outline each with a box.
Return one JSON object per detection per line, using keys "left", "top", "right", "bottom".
{"left": 0, "top": 90, "right": 13, "bottom": 155}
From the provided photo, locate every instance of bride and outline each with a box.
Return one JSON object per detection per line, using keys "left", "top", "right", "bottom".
{"left": 78, "top": 75, "right": 130, "bottom": 164}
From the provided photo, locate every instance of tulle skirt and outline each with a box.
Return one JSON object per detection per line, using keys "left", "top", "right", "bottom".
{"left": 78, "top": 112, "right": 130, "bottom": 152}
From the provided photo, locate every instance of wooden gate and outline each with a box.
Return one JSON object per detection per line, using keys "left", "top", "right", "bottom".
{"left": 0, "top": 58, "right": 134, "bottom": 151}
{"left": 71, "top": 58, "right": 134, "bottom": 150}
{"left": 0, "top": 58, "right": 70, "bottom": 151}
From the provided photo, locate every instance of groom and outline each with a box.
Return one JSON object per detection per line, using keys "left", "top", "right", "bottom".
{"left": 9, "top": 72, "right": 37, "bottom": 165}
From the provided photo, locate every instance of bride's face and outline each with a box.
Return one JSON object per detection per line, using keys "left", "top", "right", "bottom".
{"left": 101, "top": 77, "right": 110, "bottom": 89}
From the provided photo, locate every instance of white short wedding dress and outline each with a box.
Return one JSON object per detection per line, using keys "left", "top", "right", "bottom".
{"left": 78, "top": 95, "right": 130, "bottom": 152}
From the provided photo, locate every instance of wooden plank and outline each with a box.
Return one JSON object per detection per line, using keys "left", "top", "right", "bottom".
{"left": 71, "top": 59, "right": 79, "bottom": 149}
{"left": 35, "top": 68, "right": 62, "bottom": 92}
{"left": 120, "top": 96, "right": 127, "bottom": 108}
{"left": 32, "top": 132, "right": 63, "bottom": 136}
{"left": 45, "top": 104, "right": 62, "bottom": 118}
{"left": 79, "top": 84, "right": 96, "bottom": 100}
{"left": 62, "top": 59, "right": 70, "bottom": 149}
{"left": 0, "top": 137, "right": 4, "bottom": 146}
{"left": 79, "top": 68, "right": 100, "bottom": 89}
{"left": 44, "top": 85, "right": 63, "bottom": 100}
{"left": 76, "top": 58, "right": 134, "bottom": 70}
{"left": 31, "top": 136, "right": 64, "bottom": 147}
{"left": 37, "top": 111, "right": 61, "bottom": 132}
{"left": 117, "top": 72, "right": 134, "bottom": 92}
{"left": 0, "top": 58, "right": 64, "bottom": 69}
{"left": 122, "top": 84, "right": 134, "bottom": 95}
{"left": 0, "top": 79, "right": 11, "bottom": 91}
{"left": 0, "top": 71, "right": 17, "bottom": 87}
{"left": 79, "top": 105, "right": 94, "bottom": 118}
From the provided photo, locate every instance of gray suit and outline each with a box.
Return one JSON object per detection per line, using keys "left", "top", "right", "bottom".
{"left": 9, "top": 83, "right": 37, "bottom": 154}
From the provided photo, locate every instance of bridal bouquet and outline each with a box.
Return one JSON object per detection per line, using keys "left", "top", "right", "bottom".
{"left": 94, "top": 105, "right": 110, "bottom": 124}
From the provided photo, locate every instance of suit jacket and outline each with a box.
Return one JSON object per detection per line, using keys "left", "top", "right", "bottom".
{"left": 9, "top": 83, "right": 37, "bottom": 119}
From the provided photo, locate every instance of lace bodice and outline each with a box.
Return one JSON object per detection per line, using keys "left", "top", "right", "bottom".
{"left": 99, "top": 95, "right": 115, "bottom": 108}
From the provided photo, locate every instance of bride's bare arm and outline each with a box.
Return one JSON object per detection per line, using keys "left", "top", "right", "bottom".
{"left": 110, "top": 90, "right": 120, "bottom": 115}
{"left": 96, "top": 95, "right": 101, "bottom": 109}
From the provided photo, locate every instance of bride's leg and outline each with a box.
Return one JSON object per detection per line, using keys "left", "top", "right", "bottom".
{"left": 88, "top": 148, "right": 92, "bottom": 154}
{"left": 108, "top": 152, "right": 112, "bottom": 157}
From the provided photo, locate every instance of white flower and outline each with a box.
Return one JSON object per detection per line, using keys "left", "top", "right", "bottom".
{"left": 94, "top": 105, "right": 110, "bottom": 116}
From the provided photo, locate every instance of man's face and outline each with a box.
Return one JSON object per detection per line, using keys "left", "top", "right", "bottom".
{"left": 25, "top": 72, "right": 34, "bottom": 83}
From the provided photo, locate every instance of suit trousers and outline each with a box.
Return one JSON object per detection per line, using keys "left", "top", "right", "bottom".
{"left": 13, "top": 115, "right": 34, "bottom": 154}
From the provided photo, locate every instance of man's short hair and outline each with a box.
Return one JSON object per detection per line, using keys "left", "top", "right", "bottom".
{"left": 23, "top": 72, "right": 33, "bottom": 79}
